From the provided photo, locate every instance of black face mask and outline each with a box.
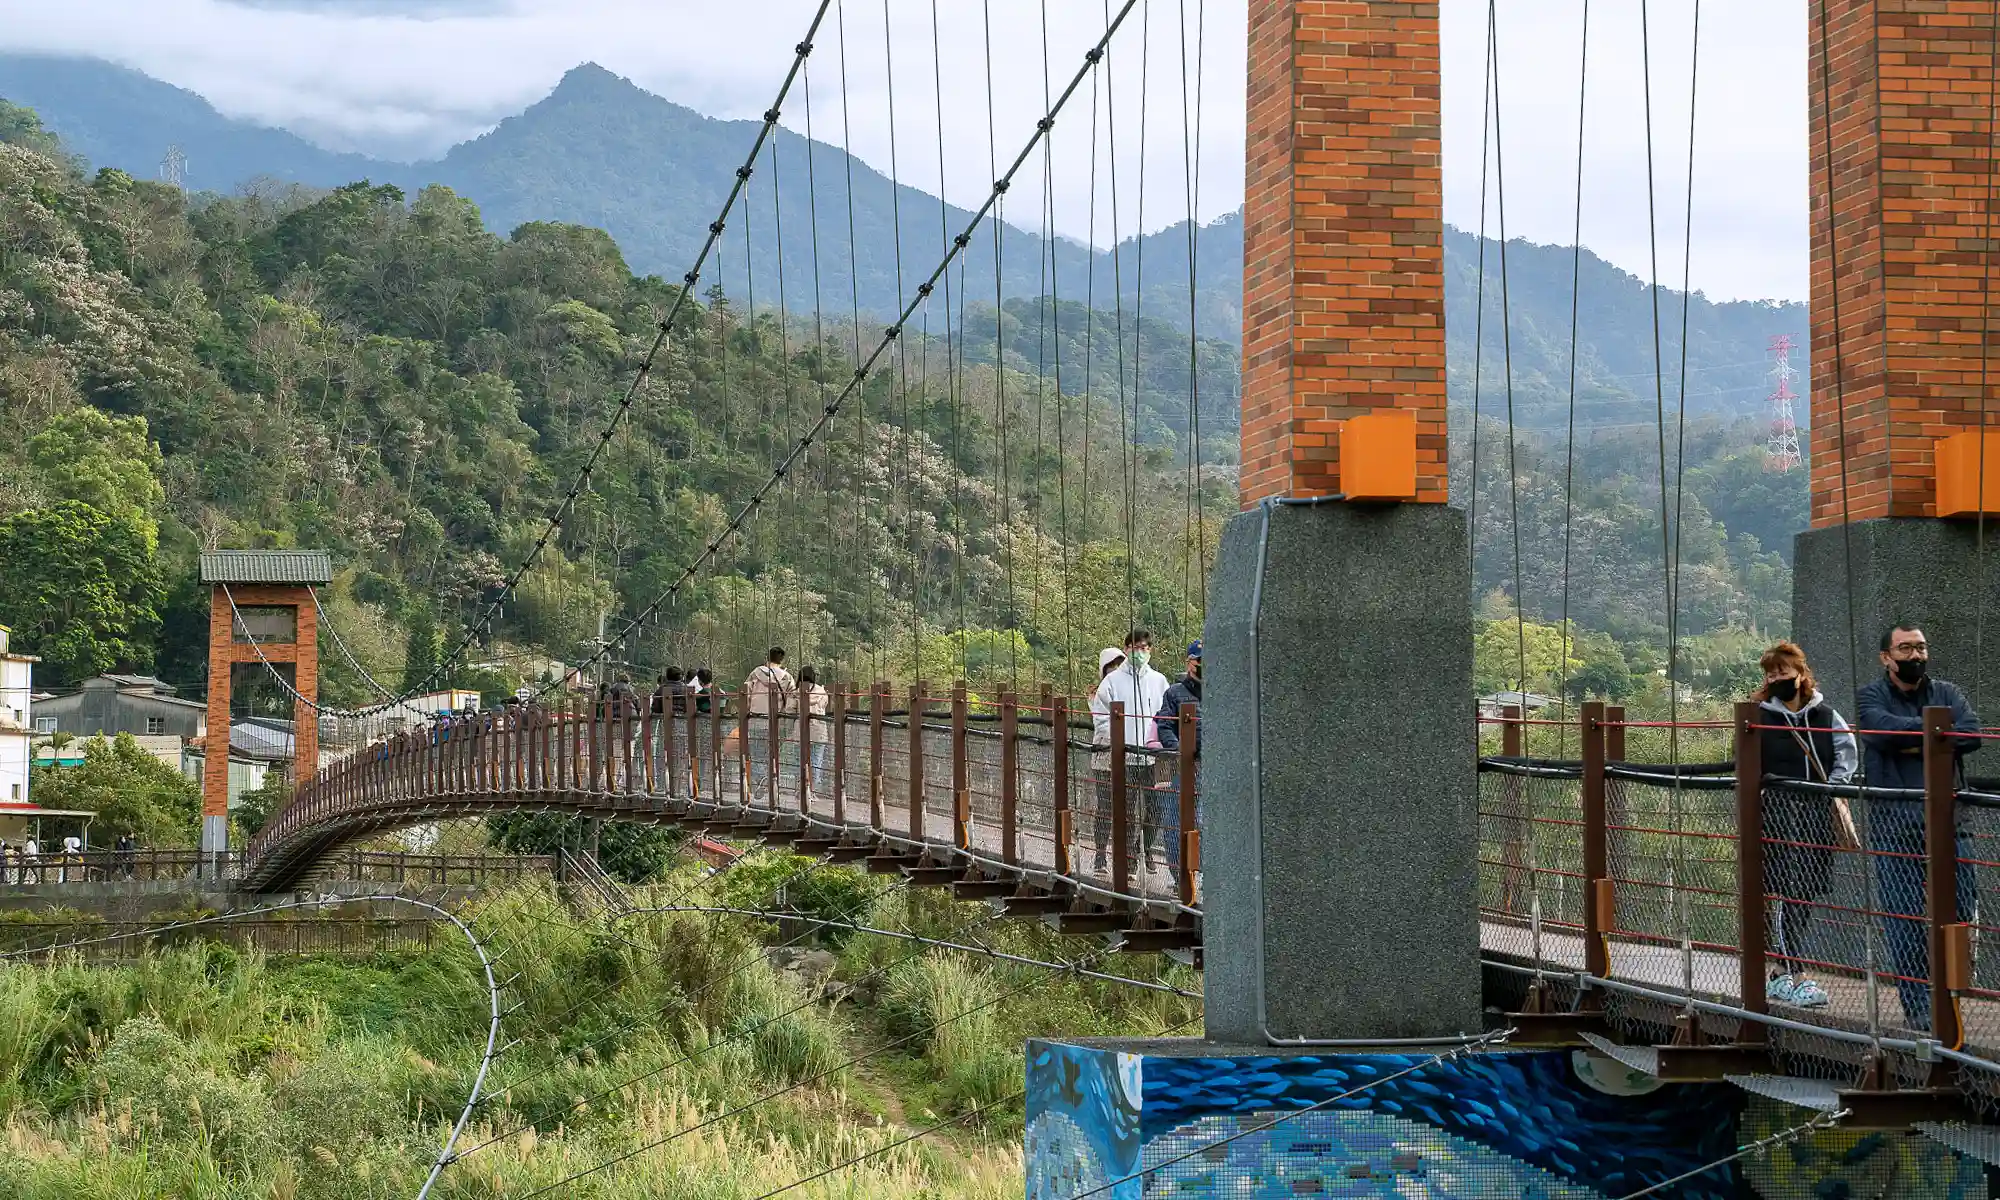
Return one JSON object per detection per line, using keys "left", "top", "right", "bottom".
{"left": 1767, "top": 677, "right": 1798, "bottom": 703}
{"left": 1895, "top": 658, "right": 1929, "bottom": 685}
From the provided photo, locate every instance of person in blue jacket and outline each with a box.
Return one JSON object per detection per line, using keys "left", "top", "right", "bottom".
{"left": 1854, "top": 622, "right": 1982, "bottom": 1032}
{"left": 1155, "top": 640, "right": 1202, "bottom": 882}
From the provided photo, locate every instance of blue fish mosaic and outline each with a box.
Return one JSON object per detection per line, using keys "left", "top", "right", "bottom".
{"left": 1023, "top": 1040, "right": 2000, "bottom": 1200}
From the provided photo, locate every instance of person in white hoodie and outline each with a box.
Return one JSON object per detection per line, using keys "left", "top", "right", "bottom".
{"left": 1754, "top": 640, "right": 1858, "bottom": 1012}
{"left": 1096, "top": 629, "right": 1172, "bottom": 874}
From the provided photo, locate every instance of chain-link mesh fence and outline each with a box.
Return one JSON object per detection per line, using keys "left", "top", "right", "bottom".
{"left": 1603, "top": 768, "right": 1739, "bottom": 1003}
{"left": 1476, "top": 761, "right": 1587, "bottom": 970}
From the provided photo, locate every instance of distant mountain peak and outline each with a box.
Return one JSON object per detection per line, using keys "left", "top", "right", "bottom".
{"left": 548, "top": 62, "right": 645, "bottom": 102}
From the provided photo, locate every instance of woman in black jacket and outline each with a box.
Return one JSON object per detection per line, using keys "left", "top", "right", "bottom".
{"left": 1753, "top": 640, "right": 1858, "bottom": 1011}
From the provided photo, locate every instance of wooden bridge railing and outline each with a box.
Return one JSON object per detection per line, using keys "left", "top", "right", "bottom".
{"left": 245, "top": 687, "right": 1203, "bottom": 909}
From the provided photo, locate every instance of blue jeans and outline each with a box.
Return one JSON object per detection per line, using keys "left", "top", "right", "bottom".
{"left": 1870, "top": 801, "right": 1978, "bottom": 1031}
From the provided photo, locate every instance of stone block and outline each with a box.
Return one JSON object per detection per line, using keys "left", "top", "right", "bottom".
{"left": 1201, "top": 500, "right": 1478, "bottom": 1043}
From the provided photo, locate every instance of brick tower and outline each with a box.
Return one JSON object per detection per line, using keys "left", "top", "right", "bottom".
{"left": 1793, "top": 1, "right": 2000, "bottom": 712}
{"left": 198, "top": 550, "right": 330, "bottom": 854}
{"left": 1203, "top": 0, "right": 1476, "bottom": 1044}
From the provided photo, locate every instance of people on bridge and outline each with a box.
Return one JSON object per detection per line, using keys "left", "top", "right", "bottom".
{"left": 798, "top": 665, "right": 832, "bottom": 800}
{"left": 1155, "top": 640, "right": 1202, "bottom": 883}
{"left": 1096, "top": 629, "right": 1172, "bottom": 875}
{"left": 745, "top": 648, "right": 797, "bottom": 802}
{"left": 1855, "top": 623, "right": 1982, "bottom": 1033}
{"left": 1753, "top": 641, "right": 1857, "bottom": 1011}
{"left": 114, "top": 832, "right": 138, "bottom": 881}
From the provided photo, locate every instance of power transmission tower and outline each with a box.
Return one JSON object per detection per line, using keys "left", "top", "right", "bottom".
{"left": 160, "top": 145, "right": 187, "bottom": 192}
{"left": 1765, "top": 334, "right": 1802, "bottom": 473}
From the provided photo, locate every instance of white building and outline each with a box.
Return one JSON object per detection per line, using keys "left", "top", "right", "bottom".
{"left": 0, "top": 625, "right": 39, "bottom": 805}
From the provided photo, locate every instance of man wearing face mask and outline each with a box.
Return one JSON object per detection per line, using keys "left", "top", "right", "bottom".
{"left": 1855, "top": 623, "right": 1982, "bottom": 1032}
{"left": 1097, "top": 628, "right": 1171, "bottom": 874}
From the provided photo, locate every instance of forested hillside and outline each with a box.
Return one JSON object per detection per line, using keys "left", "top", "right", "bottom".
{"left": 0, "top": 88, "right": 1813, "bottom": 715}
{"left": 0, "top": 102, "right": 1221, "bottom": 707}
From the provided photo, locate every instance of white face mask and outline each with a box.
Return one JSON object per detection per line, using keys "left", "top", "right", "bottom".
{"left": 1129, "top": 649, "right": 1150, "bottom": 672}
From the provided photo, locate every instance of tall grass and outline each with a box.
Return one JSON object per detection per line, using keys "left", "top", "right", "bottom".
{"left": 0, "top": 864, "right": 1197, "bottom": 1197}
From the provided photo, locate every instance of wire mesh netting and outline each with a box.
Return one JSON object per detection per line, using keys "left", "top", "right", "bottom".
{"left": 1604, "top": 769, "right": 1739, "bottom": 1004}
{"left": 1476, "top": 762, "right": 1587, "bottom": 970}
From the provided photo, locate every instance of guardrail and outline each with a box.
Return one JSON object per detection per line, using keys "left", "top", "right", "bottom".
{"left": 0, "top": 915, "right": 444, "bottom": 960}
{"left": 245, "top": 687, "right": 1203, "bottom": 920}
{"left": 0, "top": 849, "right": 554, "bottom": 889}
{"left": 1478, "top": 698, "right": 2000, "bottom": 1109}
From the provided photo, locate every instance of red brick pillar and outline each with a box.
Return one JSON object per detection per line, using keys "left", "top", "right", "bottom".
{"left": 202, "top": 586, "right": 234, "bottom": 848}
{"left": 1239, "top": 0, "right": 1447, "bottom": 507}
{"left": 293, "top": 588, "right": 319, "bottom": 786}
{"left": 1808, "top": 1, "right": 2000, "bottom": 524}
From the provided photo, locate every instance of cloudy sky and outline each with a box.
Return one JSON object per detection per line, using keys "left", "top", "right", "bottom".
{"left": 0, "top": 0, "right": 1809, "bottom": 301}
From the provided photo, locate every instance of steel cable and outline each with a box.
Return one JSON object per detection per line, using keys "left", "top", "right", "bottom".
{"left": 545, "top": 2, "right": 1146, "bottom": 696}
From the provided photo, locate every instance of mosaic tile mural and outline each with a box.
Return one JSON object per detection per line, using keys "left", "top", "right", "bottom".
{"left": 1023, "top": 1040, "right": 1997, "bottom": 1199}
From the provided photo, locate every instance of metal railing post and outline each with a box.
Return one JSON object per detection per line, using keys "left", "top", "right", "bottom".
{"left": 1734, "top": 699, "right": 1768, "bottom": 1032}
{"left": 1178, "top": 700, "right": 1199, "bottom": 905}
{"left": 1581, "top": 700, "right": 1611, "bottom": 984}
{"left": 1499, "top": 703, "right": 1525, "bottom": 913}
{"left": 952, "top": 680, "right": 970, "bottom": 850}
{"left": 1111, "top": 700, "right": 1130, "bottom": 895}
{"left": 909, "top": 685, "right": 926, "bottom": 840}
{"left": 1924, "top": 704, "right": 1962, "bottom": 1051}
{"left": 1000, "top": 690, "right": 1019, "bottom": 865}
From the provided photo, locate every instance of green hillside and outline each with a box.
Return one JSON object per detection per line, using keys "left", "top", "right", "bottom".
{"left": 0, "top": 104, "right": 1220, "bottom": 705}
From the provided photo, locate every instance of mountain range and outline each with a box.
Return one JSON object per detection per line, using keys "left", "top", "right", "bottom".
{"left": 0, "top": 51, "right": 1807, "bottom": 438}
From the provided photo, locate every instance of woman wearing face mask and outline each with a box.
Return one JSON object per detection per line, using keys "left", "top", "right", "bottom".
{"left": 1753, "top": 640, "right": 1859, "bottom": 1010}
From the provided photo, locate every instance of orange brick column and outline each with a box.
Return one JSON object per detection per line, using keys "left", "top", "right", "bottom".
{"left": 1239, "top": 0, "right": 1446, "bottom": 507}
{"left": 201, "top": 585, "right": 319, "bottom": 850}
{"left": 1808, "top": 0, "right": 2000, "bottom": 525}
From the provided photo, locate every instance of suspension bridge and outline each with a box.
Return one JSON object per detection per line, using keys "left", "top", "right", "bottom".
{"left": 15, "top": 0, "right": 2000, "bottom": 1194}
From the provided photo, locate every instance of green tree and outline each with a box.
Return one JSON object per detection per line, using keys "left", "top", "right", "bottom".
{"left": 486, "top": 812, "right": 684, "bottom": 884}
{"left": 24, "top": 407, "right": 166, "bottom": 536}
{"left": 28, "top": 733, "right": 201, "bottom": 846}
{"left": 0, "top": 501, "right": 164, "bottom": 684}
{"left": 0, "top": 100, "right": 64, "bottom": 158}
{"left": 231, "top": 773, "right": 290, "bottom": 839}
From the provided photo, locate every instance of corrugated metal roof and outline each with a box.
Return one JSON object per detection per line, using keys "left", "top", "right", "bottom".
{"left": 199, "top": 550, "right": 333, "bottom": 585}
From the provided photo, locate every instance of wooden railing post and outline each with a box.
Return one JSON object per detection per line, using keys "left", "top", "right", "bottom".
{"left": 685, "top": 687, "right": 700, "bottom": 799}
{"left": 1052, "top": 693, "right": 1072, "bottom": 876}
{"left": 952, "top": 680, "right": 970, "bottom": 850}
{"left": 1501, "top": 703, "right": 1523, "bottom": 757}
{"left": 1110, "top": 700, "right": 1130, "bottom": 894}
{"left": 766, "top": 700, "right": 780, "bottom": 810}
{"left": 909, "top": 685, "right": 926, "bottom": 840}
{"left": 799, "top": 682, "right": 813, "bottom": 812}
{"left": 1178, "top": 700, "right": 1199, "bottom": 905}
{"left": 1000, "top": 690, "right": 1019, "bottom": 865}
{"left": 1925, "top": 704, "right": 1962, "bottom": 1051}
{"left": 737, "top": 694, "right": 752, "bottom": 806}
{"left": 832, "top": 685, "right": 849, "bottom": 822}
{"left": 870, "top": 682, "right": 887, "bottom": 828}
{"left": 643, "top": 689, "right": 657, "bottom": 795}
{"left": 1581, "top": 700, "right": 1611, "bottom": 985}
{"left": 1734, "top": 699, "right": 1768, "bottom": 1033}
{"left": 709, "top": 688, "right": 724, "bottom": 802}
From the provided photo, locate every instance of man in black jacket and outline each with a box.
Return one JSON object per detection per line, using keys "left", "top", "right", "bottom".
{"left": 1154, "top": 640, "right": 1202, "bottom": 882}
{"left": 1855, "top": 622, "right": 1982, "bottom": 1031}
